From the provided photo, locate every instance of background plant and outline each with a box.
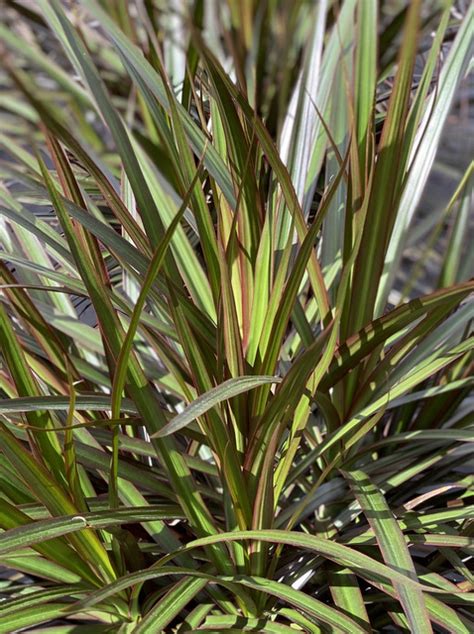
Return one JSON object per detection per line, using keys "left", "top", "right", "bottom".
{"left": 0, "top": 0, "right": 472, "bottom": 632}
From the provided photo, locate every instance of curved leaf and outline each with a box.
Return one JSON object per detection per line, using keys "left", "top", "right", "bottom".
{"left": 151, "top": 376, "right": 280, "bottom": 438}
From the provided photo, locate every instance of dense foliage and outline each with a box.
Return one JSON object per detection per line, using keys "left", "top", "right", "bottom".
{"left": 0, "top": 1, "right": 472, "bottom": 631}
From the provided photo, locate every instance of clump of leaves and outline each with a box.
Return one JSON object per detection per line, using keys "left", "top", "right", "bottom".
{"left": 0, "top": 1, "right": 473, "bottom": 632}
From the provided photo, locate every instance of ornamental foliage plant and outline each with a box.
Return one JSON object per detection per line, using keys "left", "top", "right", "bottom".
{"left": 0, "top": 1, "right": 473, "bottom": 632}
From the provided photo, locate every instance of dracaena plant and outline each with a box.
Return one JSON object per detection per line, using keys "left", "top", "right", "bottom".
{"left": 0, "top": 0, "right": 472, "bottom": 632}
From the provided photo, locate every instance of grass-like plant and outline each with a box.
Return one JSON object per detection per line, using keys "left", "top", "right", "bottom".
{"left": 0, "top": 1, "right": 472, "bottom": 631}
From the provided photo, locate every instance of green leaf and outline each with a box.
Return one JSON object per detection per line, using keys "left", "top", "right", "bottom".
{"left": 348, "top": 0, "right": 423, "bottom": 331}
{"left": 0, "top": 506, "right": 181, "bottom": 556}
{"left": 200, "top": 616, "right": 299, "bottom": 633}
{"left": 0, "top": 395, "right": 137, "bottom": 415}
{"left": 134, "top": 576, "right": 208, "bottom": 632}
{"left": 151, "top": 376, "right": 280, "bottom": 438}
{"left": 328, "top": 568, "right": 370, "bottom": 633}
{"left": 321, "top": 280, "right": 474, "bottom": 390}
{"left": 0, "top": 304, "right": 64, "bottom": 479}
{"left": 379, "top": 2, "right": 474, "bottom": 308}
{"left": 0, "top": 603, "right": 74, "bottom": 634}
{"left": 72, "top": 567, "right": 366, "bottom": 633}
{"left": 228, "top": 575, "right": 367, "bottom": 633}
{"left": 279, "top": 1, "right": 327, "bottom": 205}
{"left": 0, "top": 425, "right": 117, "bottom": 584}
{"left": 159, "top": 530, "right": 439, "bottom": 593}
{"left": 79, "top": 0, "right": 237, "bottom": 209}
{"left": 37, "top": 0, "right": 167, "bottom": 251}
{"left": 0, "top": 554, "right": 82, "bottom": 585}
{"left": 344, "top": 470, "right": 432, "bottom": 632}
